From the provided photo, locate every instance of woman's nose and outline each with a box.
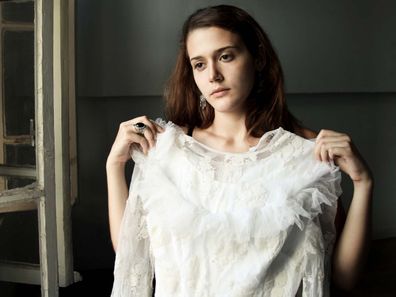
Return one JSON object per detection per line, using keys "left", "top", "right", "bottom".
{"left": 208, "top": 62, "right": 223, "bottom": 82}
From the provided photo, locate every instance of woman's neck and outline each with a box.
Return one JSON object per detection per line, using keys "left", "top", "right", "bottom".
{"left": 194, "top": 111, "right": 259, "bottom": 152}
{"left": 209, "top": 112, "right": 248, "bottom": 140}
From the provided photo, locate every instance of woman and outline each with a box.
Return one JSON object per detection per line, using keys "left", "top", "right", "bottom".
{"left": 107, "top": 5, "right": 372, "bottom": 296}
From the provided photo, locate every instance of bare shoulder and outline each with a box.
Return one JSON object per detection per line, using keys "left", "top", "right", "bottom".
{"left": 180, "top": 126, "right": 189, "bottom": 134}
{"left": 294, "top": 126, "right": 318, "bottom": 139}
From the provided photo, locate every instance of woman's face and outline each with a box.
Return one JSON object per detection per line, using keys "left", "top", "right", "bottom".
{"left": 187, "top": 27, "right": 256, "bottom": 115}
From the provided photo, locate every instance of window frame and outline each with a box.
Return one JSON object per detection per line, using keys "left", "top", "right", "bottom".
{"left": 0, "top": 0, "right": 79, "bottom": 295}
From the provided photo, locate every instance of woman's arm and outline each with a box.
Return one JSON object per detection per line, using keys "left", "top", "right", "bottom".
{"left": 106, "top": 160, "right": 129, "bottom": 251}
{"left": 332, "top": 176, "right": 372, "bottom": 290}
{"left": 314, "top": 129, "right": 373, "bottom": 290}
{"left": 106, "top": 116, "right": 163, "bottom": 251}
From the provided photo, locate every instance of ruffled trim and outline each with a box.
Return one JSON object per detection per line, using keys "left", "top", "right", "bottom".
{"left": 136, "top": 160, "right": 341, "bottom": 248}
{"left": 130, "top": 120, "right": 341, "bottom": 248}
{"left": 119, "top": 120, "right": 341, "bottom": 297}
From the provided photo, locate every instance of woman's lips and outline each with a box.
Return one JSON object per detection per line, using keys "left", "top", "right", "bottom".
{"left": 210, "top": 88, "right": 230, "bottom": 98}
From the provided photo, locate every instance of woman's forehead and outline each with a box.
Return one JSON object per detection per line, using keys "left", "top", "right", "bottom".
{"left": 186, "top": 27, "right": 243, "bottom": 58}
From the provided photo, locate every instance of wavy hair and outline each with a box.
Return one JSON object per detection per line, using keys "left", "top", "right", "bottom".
{"left": 164, "top": 5, "right": 301, "bottom": 136}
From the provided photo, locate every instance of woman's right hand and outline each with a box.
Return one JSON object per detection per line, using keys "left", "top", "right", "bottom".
{"left": 106, "top": 116, "right": 164, "bottom": 165}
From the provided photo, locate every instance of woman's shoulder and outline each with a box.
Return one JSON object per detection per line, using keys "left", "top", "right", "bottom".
{"left": 180, "top": 126, "right": 189, "bottom": 135}
{"left": 294, "top": 126, "right": 318, "bottom": 140}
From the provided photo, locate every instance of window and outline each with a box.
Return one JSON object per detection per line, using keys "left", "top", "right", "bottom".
{"left": 0, "top": 0, "right": 79, "bottom": 295}
{"left": 0, "top": 0, "right": 36, "bottom": 211}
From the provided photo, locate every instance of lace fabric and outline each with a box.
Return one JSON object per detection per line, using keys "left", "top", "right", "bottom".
{"left": 111, "top": 120, "right": 342, "bottom": 297}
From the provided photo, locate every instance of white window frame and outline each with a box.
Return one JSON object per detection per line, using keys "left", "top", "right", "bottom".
{"left": 0, "top": 1, "right": 80, "bottom": 296}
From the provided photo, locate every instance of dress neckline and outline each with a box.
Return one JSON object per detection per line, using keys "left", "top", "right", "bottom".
{"left": 178, "top": 126, "right": 284, "bottom": 156}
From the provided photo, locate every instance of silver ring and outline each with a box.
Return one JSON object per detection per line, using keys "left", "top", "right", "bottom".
{"left": 133, "top": 122, "right": 146, "bottom": 135}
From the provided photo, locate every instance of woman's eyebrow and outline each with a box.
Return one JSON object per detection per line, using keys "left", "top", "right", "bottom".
{"left": 190, "top": 45, "right": 240, "bottom": 62}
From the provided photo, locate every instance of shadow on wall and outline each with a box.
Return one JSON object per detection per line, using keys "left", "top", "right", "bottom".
{"left": 288, "top": 92, "right": 395, "bottom": 240}
{"left": 73, "top": 96, "right": 164, "bottom": 270}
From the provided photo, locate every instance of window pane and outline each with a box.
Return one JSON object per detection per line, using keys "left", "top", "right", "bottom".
{"left": 1, "top": 144, "right": 35, "bottom": 189}
{"left": 0, "top": 211, "right": 39, "bottom": 264}
{"left": 7, "top": 177, "right": 35, "bottom": 189}
{"left": 4, "top": 30, "right": 34, "bottom": 136}
{"left": 5, "top": 144, "right": 35, "bottom": 167}
{"left": 1, "top": 1, "right": 34, "bottom": 23}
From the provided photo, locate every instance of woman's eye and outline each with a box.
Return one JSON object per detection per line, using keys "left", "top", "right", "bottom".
{"left": 220, "top": 54, "right": 233, "bottom": 62}
{"left": 194, "top": 62, "right": 204, "bottom": 70}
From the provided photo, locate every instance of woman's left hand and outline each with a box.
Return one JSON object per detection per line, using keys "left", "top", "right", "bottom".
{"left": 314, "top": 129, "right": 372, "bottom": 185}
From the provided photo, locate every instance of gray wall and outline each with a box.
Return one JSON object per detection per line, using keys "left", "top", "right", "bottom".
{"left": 77, "top": 0, "right": 396, "bottom": 96}
{"left": 73, "top": 0, "right": 396, "bottom": 270}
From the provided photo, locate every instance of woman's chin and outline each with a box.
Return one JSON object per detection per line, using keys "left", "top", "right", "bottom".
{"left": 209, "top": 99, "right": 246, "bottom": 114}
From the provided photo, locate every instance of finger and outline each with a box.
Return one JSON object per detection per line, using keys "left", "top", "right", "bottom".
{"left": 136, "top": 120, "right": 162, "bottom": 145}
{"left": 317, "top": 129, "right": 346, "bottom": 140}
{"left": 326, "top": 142, "right": 354, "bottom": 161}
{"left": 149, "top": 119, "right": 165, "bottom": 133}
{"left": 328, "top": 147, "right": 349, "bottom": 165}
{"left": 139, "top": 117, "right": 159, "bottom": 136}
{"left": 114, "top": 121, "right": 156, "bottom": 157}
{"left": 328, "top": 147, "right": 341, "bottom": 161}
{"left": 328, "top": 146, "right": 341, "bottom": 161}
{"left": 121, "top": 129, "right": 149, "bottom": 153}
{"left": 316, "top": 140, "right": 350, "bottom": 158}
{"left": 135, "top": 134, "right": 150, "bottom": 155}
{"left": 316, "top": 135, "right": 350, "bottom": 146}
{"left": 124, "top": 116, "right": 152, "bottom": 128}
{"left": 314, "top": 141, "right": 321, "bottom": 161}
{"left": 129, "top": 116, "right": 163, "bottom": 138}
{"left": 142, "top": 126, "right": 156, "bottom": 148}
{"left": 315, "top": 135, "right": 350, "bottom": 160}
{"left": 319, "top": 142, "right": 343, "bottom": 162}
{"left": 320, "top": 144, "right": 329, "bottom": 162}
{"left": 314, "top": 140, "right": 326, "bottom": 161}
{"left": 314, "top": 143, "right": 321, "bottom": 161}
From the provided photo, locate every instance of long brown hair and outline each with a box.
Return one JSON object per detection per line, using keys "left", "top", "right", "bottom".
{"left": 165, "top": 5, "right": 301, "bottom": 137}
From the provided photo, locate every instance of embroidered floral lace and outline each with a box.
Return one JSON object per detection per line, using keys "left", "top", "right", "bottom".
{"left": 111, "top": 120, "right": 342, "bottom": 297}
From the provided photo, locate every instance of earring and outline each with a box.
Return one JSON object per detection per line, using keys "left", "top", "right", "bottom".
{"left": 199, "top": 94, "right": 207, "bottom": 109}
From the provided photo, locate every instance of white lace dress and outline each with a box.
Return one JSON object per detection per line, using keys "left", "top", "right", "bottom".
{"left": 111, "top": 121, "right": 342, "bottom": 297}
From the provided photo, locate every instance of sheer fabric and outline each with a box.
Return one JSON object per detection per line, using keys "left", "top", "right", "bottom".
{"left": 111, "top": 120, "right": 342, "bottom": 297}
